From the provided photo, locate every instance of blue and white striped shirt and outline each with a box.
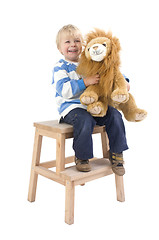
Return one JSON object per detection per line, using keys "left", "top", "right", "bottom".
{"left": 52, "top": 59, "right": 129, "bottom": 117}
{"left": 52, "top": 59, "right": 87, "bottom": 117}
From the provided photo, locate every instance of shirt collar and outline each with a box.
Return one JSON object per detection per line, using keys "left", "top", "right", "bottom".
{"left": 60, "top": 58, "right": 78, "bottom": 66}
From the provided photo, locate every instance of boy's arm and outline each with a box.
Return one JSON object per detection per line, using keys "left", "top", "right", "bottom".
{"left": 83, "top": 74, "right": 100, "bottom": 87}
{"left": 52, "top": 67, "right": 86, "bottom": 99}
{"left": 123, "top": 74, "right": 130, "bottom": 91}
{"left": 123, "top": 74, "right": 129, "bottom": 83}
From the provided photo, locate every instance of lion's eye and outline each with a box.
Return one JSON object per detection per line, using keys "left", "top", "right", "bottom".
{"left": 102, "top": 43, "right": 106, "bottom": 47}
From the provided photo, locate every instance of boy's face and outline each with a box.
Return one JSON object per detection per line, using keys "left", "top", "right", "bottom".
{"left": 59, "top": 33, "right": 82, "bottom": 62}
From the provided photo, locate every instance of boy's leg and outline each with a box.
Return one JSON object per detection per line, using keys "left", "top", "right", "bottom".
{"left": 60, "top": 108, "right": 96, "bottom": 171}
{"left": 94, "top": 106, "right": 128, "bottom": 153}
{"left": 60, "top": 106, "right": 128, "bottom": 174}
{"left": 94, "top": 106, "right": 128, "bottom": 175}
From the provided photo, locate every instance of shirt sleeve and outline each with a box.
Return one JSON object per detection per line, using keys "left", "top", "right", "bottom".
{"left": 52, "top": 65, "right": 86, "bottom": 99}
{"left": 122, "top": 74, "right": 130, "bottom": 82}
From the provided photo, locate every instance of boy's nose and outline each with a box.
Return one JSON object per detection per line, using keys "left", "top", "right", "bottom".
{"left": 71, "top": 42, "right": 76, "bottom": 46}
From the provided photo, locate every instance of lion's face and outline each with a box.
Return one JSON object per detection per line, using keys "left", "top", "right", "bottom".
{"left": 76, "top": 29, "right": 121, "bottom": 77}
{"left": 85, "top": 37, "right": 111, "bottom": 62}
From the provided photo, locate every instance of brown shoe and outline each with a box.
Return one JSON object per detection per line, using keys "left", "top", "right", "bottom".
{"left": 75, "top": 158, "right": 91, "bottom": 172}
{"left": 109, "top": 152, "right": 125, "bottom": 176}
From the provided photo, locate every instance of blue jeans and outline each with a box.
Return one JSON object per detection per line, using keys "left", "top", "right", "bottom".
{"left": 60, "top": 107, "right": 128, "bottom": 160}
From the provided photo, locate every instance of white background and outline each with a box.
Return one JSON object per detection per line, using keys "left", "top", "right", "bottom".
{"left": 0, "top": 0, "right": 159, "bottom": 239}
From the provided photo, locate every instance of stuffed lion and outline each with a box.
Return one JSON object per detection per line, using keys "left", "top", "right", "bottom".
{"left": 76, "top": 29, "right": 147, "bottom": 122}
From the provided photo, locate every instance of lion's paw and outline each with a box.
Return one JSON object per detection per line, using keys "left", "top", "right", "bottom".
{"left": 87, "top": 101, "right": 106, "bottom": 116}
{"left": 112, "top": 94, "right": 127, "bottom": 103}
{"left": 80, "top": 91, "right": 98, "bottom": 105}
{"left": 135, "top": 110, "right": 147, "bottom": 122}
{"left": 89, "top": 106, "right": 102, "bottom": 115}
{"left": 111, "top": 90, "right": 129, "bottom": 104}
{"left": 81, "top": 96, "right": 96, "bottom": 105}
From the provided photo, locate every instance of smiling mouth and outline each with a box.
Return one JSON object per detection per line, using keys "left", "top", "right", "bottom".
{"left": 68, "top": 50, "right": 78, "bottom": 53}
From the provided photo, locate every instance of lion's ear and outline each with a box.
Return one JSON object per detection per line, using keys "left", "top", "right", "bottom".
{"left": 112, "top": 36, "right": 121, "bottom": 52}
{"left": 106, "top": 37, "right": 120, "bottom": 66}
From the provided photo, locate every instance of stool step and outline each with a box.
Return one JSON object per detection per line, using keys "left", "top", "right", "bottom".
{"left": 60, "top": 158, "right": 113, "bottom": 186}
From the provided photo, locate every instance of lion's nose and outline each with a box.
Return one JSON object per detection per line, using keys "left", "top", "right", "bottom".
{"left": 93, "top": 46, "right": 98, "bottom": 50}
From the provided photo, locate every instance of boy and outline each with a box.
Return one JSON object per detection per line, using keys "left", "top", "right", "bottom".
{"left": 52, "top": 24, "right": 129, "bottom": 176}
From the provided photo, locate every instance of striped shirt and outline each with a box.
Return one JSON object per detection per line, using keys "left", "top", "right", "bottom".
{"left": 52, "top": 59, "right": 87, "bottom": 117}
{"left": 52, "top": 59, "right": 129, "bottom": 117}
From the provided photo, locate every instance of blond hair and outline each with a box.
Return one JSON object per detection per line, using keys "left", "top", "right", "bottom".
{"left": 56, "top": 24, "right": 83, "bottom": 49}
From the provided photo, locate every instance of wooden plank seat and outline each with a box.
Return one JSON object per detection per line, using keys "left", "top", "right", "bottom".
{"left": 28, "top": 120, "right": 125, "bottom": 225}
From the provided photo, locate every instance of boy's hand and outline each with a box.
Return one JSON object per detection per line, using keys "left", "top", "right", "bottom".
{"left": 126, "top": 81, "right": 130, "bottom": 91}
{"left": 83, "top": 74, "right": 100, "bottom": 87}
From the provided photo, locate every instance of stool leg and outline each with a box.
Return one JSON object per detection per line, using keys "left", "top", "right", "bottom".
{"left": 115, "top": 174, "right": 125, "bottom": 202}
{"left": 28, "top": 129, "right": 42, "bottom": 202}
{"left": 56, "top": 133, "right": 65, "bottom": 174}
{"left": 65, "top": 180, "right": 75, "bottom": 225}
{"left": 101, "top": 131, "right": 109, "bottom": 158}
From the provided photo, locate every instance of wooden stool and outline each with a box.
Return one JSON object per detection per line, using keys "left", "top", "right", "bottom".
{"left": 28, "top": 120, "right": 125, "bottom": 225}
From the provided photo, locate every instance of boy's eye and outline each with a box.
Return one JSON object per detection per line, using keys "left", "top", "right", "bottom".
{"left": 75, "top": 40, "right": 80, "bottom": 43}
{"left": 65, "top": 41, "right": 70, "bottom": 43}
